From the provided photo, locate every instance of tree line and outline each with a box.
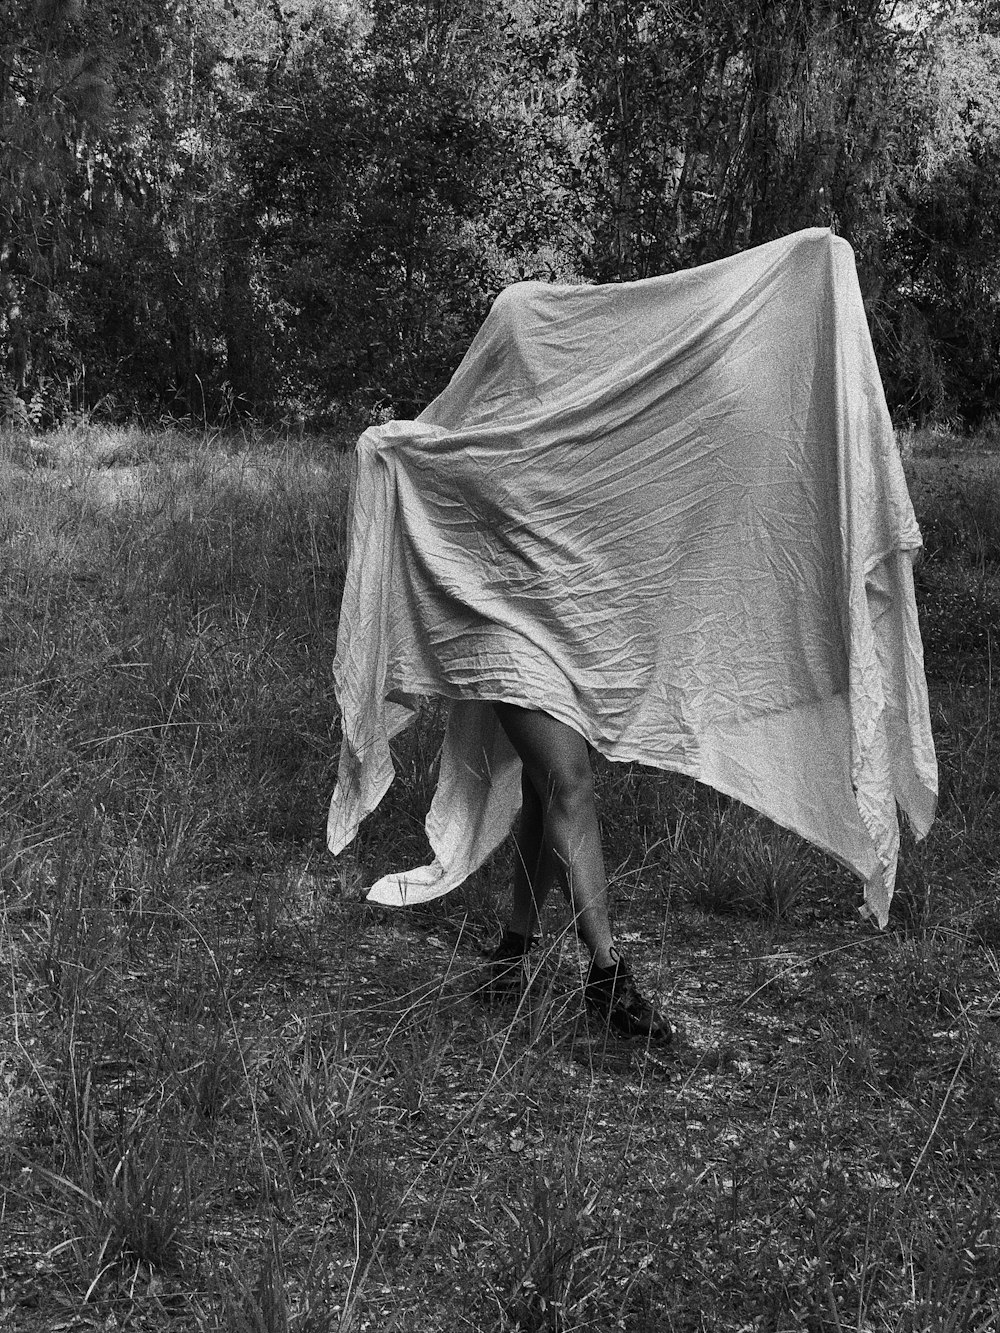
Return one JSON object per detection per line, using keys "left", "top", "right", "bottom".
{"left": 2, "top": 0, "right": 999, "bottom": 429}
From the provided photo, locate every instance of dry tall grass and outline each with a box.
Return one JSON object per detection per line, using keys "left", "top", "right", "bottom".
{"left": 1, "top": 424, "right": 998, "bottom": 1332}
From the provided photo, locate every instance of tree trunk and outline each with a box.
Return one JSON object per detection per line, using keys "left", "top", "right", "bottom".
{"left": 223, "top": 247, "right": 256, "bottom": 419}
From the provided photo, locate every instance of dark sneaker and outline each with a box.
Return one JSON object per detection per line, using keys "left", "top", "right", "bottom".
{"left": 584, "top": 959, "right": 673, "bottom": 1043}
{"left": 478, "top": 930, "right": 534, "bottom": 1003}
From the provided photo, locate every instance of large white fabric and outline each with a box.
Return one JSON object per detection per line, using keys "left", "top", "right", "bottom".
{"left": 327, "top": 227, "right": 937, "bottom": 927}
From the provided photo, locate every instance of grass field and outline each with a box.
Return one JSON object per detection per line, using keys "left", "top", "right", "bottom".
{"left": 1, "top": 422, "right": 998, "bottom": 1332}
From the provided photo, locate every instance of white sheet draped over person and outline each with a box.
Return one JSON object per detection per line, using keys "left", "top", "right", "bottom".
{"left": 327, "top": 227, "right": 938, "bottom": 928}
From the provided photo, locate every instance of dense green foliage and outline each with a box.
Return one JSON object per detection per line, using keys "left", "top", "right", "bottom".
{"left": 2, "top": 0, "right": 999, "bottom": 425}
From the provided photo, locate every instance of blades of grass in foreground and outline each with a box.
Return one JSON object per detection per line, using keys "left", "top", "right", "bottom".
{"left": 3, "top": 430, "right": 999, "bottom": 1329}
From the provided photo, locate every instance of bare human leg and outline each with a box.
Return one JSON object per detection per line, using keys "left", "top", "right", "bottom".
{"left": 492, "top": 701, "right": 616, "bottom": 967}
{"left": 508, "top": 771, "right": 556, "bottom": 941}
{"left": 486, "top": 701, "right": 673, "bottom": 1042}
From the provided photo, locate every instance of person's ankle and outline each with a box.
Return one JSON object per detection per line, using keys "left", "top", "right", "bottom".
{"left": 589, "top": 944, "right": 621, "bottom": 972}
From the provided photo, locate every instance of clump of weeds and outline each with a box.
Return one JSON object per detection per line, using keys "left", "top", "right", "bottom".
{"left": 670, "top": 803, "right": 816, "bottom": 921}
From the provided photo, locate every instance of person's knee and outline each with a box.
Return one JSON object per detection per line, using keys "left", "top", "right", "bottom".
{"left": 542, "top": 756, "right": 595, "bottom": 820}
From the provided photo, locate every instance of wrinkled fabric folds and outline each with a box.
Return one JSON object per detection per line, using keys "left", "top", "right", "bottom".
{"left": 327, "top": 228, "right": 937, "bottom": 926}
